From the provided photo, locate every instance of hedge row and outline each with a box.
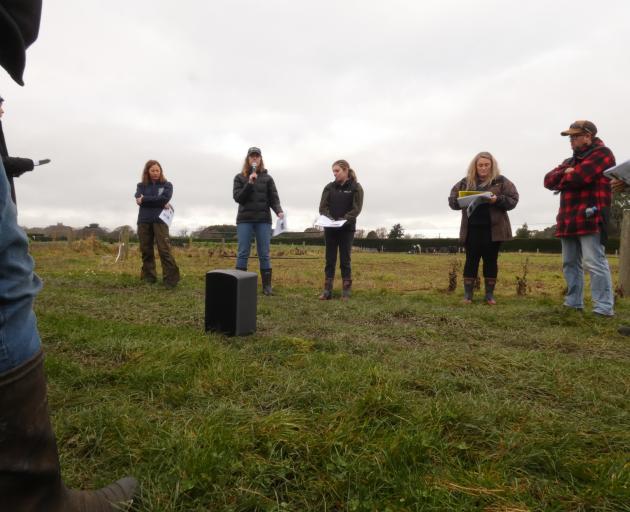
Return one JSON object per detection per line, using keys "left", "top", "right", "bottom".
{"left": 29, "top": 234, "right": 620, "bottom": 255}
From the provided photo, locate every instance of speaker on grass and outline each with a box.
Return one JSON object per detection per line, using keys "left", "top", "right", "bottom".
{"left": 205, "top": 269, "right": 257, "bottom": 336}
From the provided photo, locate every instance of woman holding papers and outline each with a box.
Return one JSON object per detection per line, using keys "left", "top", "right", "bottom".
{"left": 233, "top": 146, "right": 284, "bottom": 295}
{"left": 134, "top": 159, "right": 180, "bottom": 288}
{"left": 318, "top": 159, "right": 364, "bottom": 300}
{"left": 448, "top": 151, "right": 518, "bottom": 304}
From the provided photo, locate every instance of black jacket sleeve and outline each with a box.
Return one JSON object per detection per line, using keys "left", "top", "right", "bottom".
{"left": 2, "top": 156, "right": 34, "bottom": 177}
{"left": 266, "top": 176, "right": 283, "bottom": 215}
{"left": 233, "top": 174, "right": 253, "bottom": 204}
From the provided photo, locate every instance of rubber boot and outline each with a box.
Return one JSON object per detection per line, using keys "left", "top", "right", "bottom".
{"left": 318, "top": 277, "right": 334, "bottom": 300}
{"left": 0, "top": 350, "right": 138, "bottom": 511}
{"left": 342, "top": 278, "right": 352, "bottom": 301}
{"left": 484, "top": 278, "right": 497, "bottom": 305}
{"left": 463, "top": 277, "right": 475, "bottom": 304}
{"left": 261, "top": 268, "right": 273, "bottom": 296}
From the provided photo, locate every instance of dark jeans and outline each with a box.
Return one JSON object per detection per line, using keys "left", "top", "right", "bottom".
{"left": 324, "top": 229, "right": 354, "bottom": 279}
{"left": 464, "top": 224, "right": 501, "bottom": 279}
{"left": 137, "top": 222, "right": 180, "bottom": 285}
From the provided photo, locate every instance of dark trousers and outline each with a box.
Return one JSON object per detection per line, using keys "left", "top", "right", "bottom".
{"left": 324, "top": 229, "right": 354, "bottom": 279}
{"left": 137, "top": 223, "right": 180, "bottom": 285}
{"left": 464, "top": 224, "right": 501, "bottom": 279}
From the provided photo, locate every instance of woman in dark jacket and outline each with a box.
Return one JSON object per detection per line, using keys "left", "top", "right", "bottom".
{"left": 134, "top": 159, "right": 180, "bottom": 288}
{"left": 318, "top": 159, "right": 364, "bottom": 300}
{"left": 233, "top": 146, "right": 284, "bottom": 295}
{"left": 448, "top": 151, "right": 518, "bottom": 304}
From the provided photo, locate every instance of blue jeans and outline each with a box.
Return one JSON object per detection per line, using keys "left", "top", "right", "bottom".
{"left": 236, "top": 222, "right": 272, "bottom": 271}
{"left": 561, "top": 234, "right": 614, "bottom": 316}
{"left": 0, "top": 159, "right": 42, "bottom": 374}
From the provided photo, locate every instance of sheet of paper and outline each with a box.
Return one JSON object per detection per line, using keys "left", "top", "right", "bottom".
{"left": 273, "top": 213, "right": 288, "bottom": 237}
{"left": 604, "top": 159, "right": 630, "bottom": 185}
{"left": 457, "top": 191, "right": 492, "bottom": 208}
{"left": 159, "top": 205, "right": 174, "bottom": 227}
{"left": 315, "top": 215, "right": 347, "bottom": 228}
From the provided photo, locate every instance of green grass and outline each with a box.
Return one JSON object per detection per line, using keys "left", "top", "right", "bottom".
{"left": 31, "top": 241, "right": 629, "bottom": 511}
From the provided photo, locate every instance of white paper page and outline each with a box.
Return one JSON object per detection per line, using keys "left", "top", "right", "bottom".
{"left": 315, "top": 215, "right": 347, "bottom": 228}
{"left": 159, "top": 205, "right": 175, "bottom": 227}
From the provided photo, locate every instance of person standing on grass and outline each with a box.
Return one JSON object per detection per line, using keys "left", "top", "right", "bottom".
{"left": 318, "top": 159, "right": 364, "bottom": 300}
{"left": 135, "top": 159, "right": 180, "bottom": 288}
{"left": 0, "top": 1, "right": 138, "bottom": 509}
{"left": 233, "top": 146, "right": 284, "bottom": 295}
{"left": 544, "top": 120, "right": 615, "bottom": 317}
{"left": 448, "top": 151, "right": 519, "bottom": 305}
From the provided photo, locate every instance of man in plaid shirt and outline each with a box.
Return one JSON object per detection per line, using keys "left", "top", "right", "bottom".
{"left": 545, "top": 121, "right": 615, "bottom": 316}
{"left": 544, "top": 120, "right": 615, "bottom": 317}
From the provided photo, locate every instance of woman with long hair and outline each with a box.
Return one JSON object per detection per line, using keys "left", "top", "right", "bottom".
{"left": 233, "top": 146, "right": 284, "bottom": 295}
{"left": 134, "top": 159, "right": 180, "bottom": 288}
{"left": 448, "top": 151, "right": 518, "bottom": 304}
{"left": 318, "top": 159, "right": 364, "bottom": 300}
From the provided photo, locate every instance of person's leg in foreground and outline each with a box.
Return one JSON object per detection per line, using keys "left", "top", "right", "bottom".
{"left": 0, "top": 161, "right": 138, "bottom": 510}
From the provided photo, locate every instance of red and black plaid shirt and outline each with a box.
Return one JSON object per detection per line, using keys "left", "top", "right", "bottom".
{"left": 544, "top": 138, "right": 615, "bottom": 237}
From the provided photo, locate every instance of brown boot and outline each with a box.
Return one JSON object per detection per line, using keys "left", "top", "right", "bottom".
{"left": 318, "top": 277, "right": 334, "bottom": 300}
{"left": 0, "top": 350, "right": 138, "bottom": 511}
{"left": 342, "top": 278, "right": 352, "bottom": 300}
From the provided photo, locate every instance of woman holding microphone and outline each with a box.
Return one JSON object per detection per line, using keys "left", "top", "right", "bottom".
{"left": 233, "top": 146, "right": 284, "bottom": 295}
{"left": 318, "top": 159, "right": 364, "bottom": 300}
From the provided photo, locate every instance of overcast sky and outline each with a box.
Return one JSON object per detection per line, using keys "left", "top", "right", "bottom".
{"left": 2, "top": 0, "right": 629, "bottom": 237}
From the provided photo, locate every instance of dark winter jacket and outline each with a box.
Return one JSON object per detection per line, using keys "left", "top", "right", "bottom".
{"left": 543, "top": 138, "right": 614, "bottom": 239}
{"left": 233, "top": 169, "right": 282, "bottom": 224}
{"left": 135, "top": 181, "right": 173, "bottom": 224}
{"left": 449, "top": 175, "right": 519, "bottom": 243}
{"left": 0, "top": 121, "right": 34, "bottom": 204}
{"left": 319, "top": 179, "right": 364, "bottom": 232}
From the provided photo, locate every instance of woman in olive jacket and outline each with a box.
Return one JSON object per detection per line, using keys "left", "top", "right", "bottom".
{"left": 233, "top": 146, "right": 284, "bottom": 295}
{"left": 448, "top": 151, "right": 519, "bottom": 304}
{"left": 318, "top": 159, "right": 364, "bottom": 300}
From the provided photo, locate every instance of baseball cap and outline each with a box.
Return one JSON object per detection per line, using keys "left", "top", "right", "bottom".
{"left": 561, "top": 120, "right": 597, "bottom": 137}
{"left": 247, "top": 147, "right": 262, "bottom": 156}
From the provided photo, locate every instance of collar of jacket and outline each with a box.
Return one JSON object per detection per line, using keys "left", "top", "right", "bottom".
{"left": 572, "top": 137, "right": 607, "bottom": 161}
{"left": 332, "top": 178, "right": 355, "bottom": 189}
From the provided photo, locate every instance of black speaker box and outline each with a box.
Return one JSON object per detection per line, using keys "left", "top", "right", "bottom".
{"left": 205, "top": 269, "right": 257, "bottom": 336}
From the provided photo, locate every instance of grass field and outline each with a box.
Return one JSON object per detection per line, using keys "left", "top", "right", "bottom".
{"left": 30, "top": 241, "right": 629, "bottom": 511}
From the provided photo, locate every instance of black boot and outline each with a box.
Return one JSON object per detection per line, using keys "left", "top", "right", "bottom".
{"left": 319, "top": 277, "right": 334, "bottom": 300}
{"left": 463, "top": 277, "right": 475, "bottom": 304}
{"left": 0, "top": 350, "right": 138, "bottom": 511}
{"left": 261, "top": 268, "right": 273, "bottom": 296}
{"left": 235, "top": 266, "right": 247, "bottom": 271}
{"left": 484, "top": 278, "right": 497, "bottom": 305}
{"left": 342, "top": 278, "right": 352, "bottom": 300}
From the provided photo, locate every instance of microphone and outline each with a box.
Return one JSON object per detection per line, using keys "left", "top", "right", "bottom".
{"left": 250, "top": 163, "right": 257, "bottom": 181}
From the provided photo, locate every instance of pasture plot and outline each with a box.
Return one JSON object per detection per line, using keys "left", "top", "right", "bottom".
{"left": 31, "top": 242, "right": 629, "bottom": 511}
